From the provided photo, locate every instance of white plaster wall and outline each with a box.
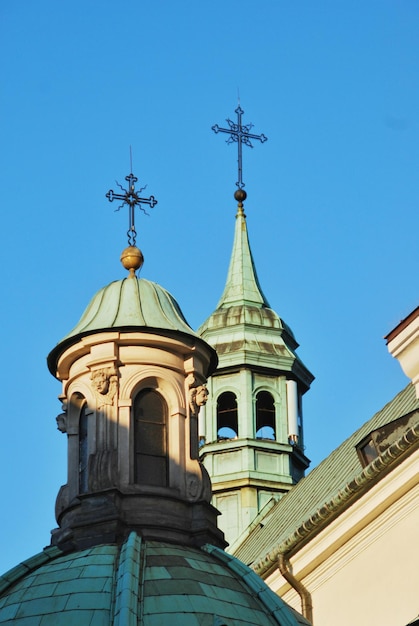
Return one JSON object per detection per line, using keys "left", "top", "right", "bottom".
{"left": 305, "top": 488, "right": 418, "bottom": 626}
{"left": 269, "top": 457, "right": 419, "bottom": 626}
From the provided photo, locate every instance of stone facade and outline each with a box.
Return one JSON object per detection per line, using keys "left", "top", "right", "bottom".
{"left": 48, "top": 278, "right": 226, "bottom": 552}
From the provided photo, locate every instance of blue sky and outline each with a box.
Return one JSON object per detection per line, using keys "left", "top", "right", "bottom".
{"left": 1, "top": 1, "right": 418, "bottom": 572}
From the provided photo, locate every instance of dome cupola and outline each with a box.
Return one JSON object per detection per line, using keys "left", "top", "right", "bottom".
{"left": 46, "top": 170, "right": 222, "bottom": 552}
{"left": 0, "top": 163, "right": 310, "bottom": 626}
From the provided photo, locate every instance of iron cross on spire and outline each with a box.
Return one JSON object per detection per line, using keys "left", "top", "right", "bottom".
{"left": 212, "top": 105, "right": 267, "bottom": 189}
{"left": 106, "top": 172, "right": 157, "bottom": 246}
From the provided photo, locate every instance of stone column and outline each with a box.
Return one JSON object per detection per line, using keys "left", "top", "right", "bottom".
{"left": 286, "top": 380, "right": 299, "bottom": 444}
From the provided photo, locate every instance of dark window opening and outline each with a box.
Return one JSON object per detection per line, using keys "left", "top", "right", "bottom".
{"left": 134, "top": 389, "right": 168, "bottom": 486}
{"left": 358, "top": 438, "right": 378, "bottom": 466}
{"left": 356, "top": 409, "right": 419, "bottom": 468}
{"left": 79, "top": 404, "right": 88, "bottom": 493}
{"left": 217, "top": 392, "right": 238, "bottom": 440}
{"left": 256, "top": 391, "right": 275, "bottom": 440}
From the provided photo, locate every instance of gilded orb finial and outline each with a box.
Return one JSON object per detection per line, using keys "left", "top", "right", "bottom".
{"left": 120, "top": 245, "right": 144, "bottom": 277}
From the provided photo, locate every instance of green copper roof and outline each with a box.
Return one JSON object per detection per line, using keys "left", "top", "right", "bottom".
{"left": 48, "top": 276, "right": 214, "bottom": 375}
{"left": 199, "top": 206, "right": 296, "bottom": 344}
{"left": 216, "top": 205, "right": 270, "bottom": 309}
{"left": 0, "top": 534, "right": 310, "bottom": 625}
{"left": 64, "top": 277, "right": 195, "bottom": 339}
{"left": 234, "top": 383, "right": 419, "bottom": 574}
{"left": 198, "top": 205, "right": 313, "bottom": 390}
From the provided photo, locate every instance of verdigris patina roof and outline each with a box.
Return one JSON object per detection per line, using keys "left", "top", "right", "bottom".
{"left": 0, "top": 533, "right": 310, "bottom": 625}
{"left": 64, "top": 277, "right": 195, "bottom": 338}
{"left": 48, "top": 276, "right": 216, "bottom": 375}
{"left": 233, "top": 383, "right": 419, "bottom": 575}
{"left": 198, "top": 204, "right": 313, "bottom": 390}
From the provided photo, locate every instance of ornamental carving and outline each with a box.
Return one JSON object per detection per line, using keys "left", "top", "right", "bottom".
{"left": 56, "top": 402, "right": 67, "bottom": 433}
{"left": 187, "top": 374, "right": 209, "bottom": 417}
{"left": 187, "top": 475, "right": 199, "bottom": 499}
{"left": 88, "top": 450, "right": 118, "bottom": 491}
{"left": 91, "top": 366, "right": 118, "bottom": 408}
{"left": 56, "top": 412, "right": 67, "bottom": 433}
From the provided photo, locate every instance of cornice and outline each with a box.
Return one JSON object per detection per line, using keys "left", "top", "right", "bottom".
{"left": 252, "top": 420, "right": 419, "bottom": 578}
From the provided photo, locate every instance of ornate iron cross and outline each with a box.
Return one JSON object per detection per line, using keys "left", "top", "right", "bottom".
{"left": 212, "top": 105, "right": 267, "bottom": 189}
{"left": 106, "top": 172, "right": 157, "bottom": 246}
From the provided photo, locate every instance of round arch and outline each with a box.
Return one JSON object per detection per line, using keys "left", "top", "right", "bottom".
{"left": 255, "top": 390, "right": 276, "bottom": 440}
{"left": 120, "top": 366, "right": 185, "bottom": 416}
{"left": 66, "top": 384, "right": 92, "bottom": 434}
{"left": 216, "top": 391, "right": 239, "bottom": 440}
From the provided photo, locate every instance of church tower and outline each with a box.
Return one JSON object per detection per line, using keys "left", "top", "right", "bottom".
{"left": 199, "top": 107, "right": 314, "bottom": 547}
{"left": 0, "top": 168, "right": 311, "bottom": 625}
{"left": 0, "top": 160, "right": 311, "bottom": 624}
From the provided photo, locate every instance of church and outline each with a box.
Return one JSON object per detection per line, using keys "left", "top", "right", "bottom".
{"left": 0, "top": 106, "right": 417, "bottom": 625}
{"left": 206, "top": 194, "right": 419, "bottom": 625}
{"left": 196, "top": 118, "right": 419, "bottom": 624}
{"left": 0, "top": 108, "right": 311, "bottom": 625}
{"left": 196, "top": 107, "right": 419, "bottom": 626}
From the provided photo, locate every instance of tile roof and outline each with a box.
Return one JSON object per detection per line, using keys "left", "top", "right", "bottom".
{"left": 233, "top": 383, "right": 419, "bottom": 572}
{"left": 0, "top": 535, "right": 310, "bottom": 625}
{"left": 0, "top": 544, "right": 116, "bottom": 625}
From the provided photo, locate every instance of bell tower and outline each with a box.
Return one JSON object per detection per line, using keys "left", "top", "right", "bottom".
{"left": 199, "top": 107, "right": 314, "bottom": 547}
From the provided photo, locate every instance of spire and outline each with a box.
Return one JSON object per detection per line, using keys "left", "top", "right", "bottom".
{"left": 216, "top": 193, "right": 270, "bottom": 309}
{"left": 210, "top": 104, "right": 269, "bottom": 309}
{"left": 198, "top": 109, "right": 314, "bottom": 548}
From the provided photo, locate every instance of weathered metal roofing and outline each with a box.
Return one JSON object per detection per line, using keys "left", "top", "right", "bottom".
{"left": 47, "top": 276, "right": 219, "bottom": 376}
{"left": 0, "top": 534, "right": 310, "bottom": 625}
{"left": 215, "top": 205, "right": 270, "bottom": 310}
{"left": 64, "top": 277, "right": 195, "bottom": 339}
{"left": 198, "top": 206, "right": 313, "bottom": 390}
{"left": 233, "top": 383, "right": 419, "bottom": 573}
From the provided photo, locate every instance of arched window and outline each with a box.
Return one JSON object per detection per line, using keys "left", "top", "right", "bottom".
{"left": 134, "top": 389, "right": 168, "bottom": 487}
{"left": 217, "top": 392, "right": 238, "bottom": 440}
{"left": 79, "top": 403, "right": 88, "bottom": 493}
{"left": 256, "top": 391, "right": 275, "bottom": 440}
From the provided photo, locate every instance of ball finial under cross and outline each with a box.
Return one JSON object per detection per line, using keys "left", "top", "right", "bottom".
{"left": 120, "top": 245, "right": 144, "bottom": 276}
{"left": 234, "top": 188, "right": 247, "bottom": 203}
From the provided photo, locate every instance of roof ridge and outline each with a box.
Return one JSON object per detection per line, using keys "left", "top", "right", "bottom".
{"left": 113, "top": 532, "right": 143, "bottom": 625}
{"left": 0, "top": 545, "right": 63, "bottom": 595}
{"left": 202, "top": 544, "right": 310, "bottom": 625}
